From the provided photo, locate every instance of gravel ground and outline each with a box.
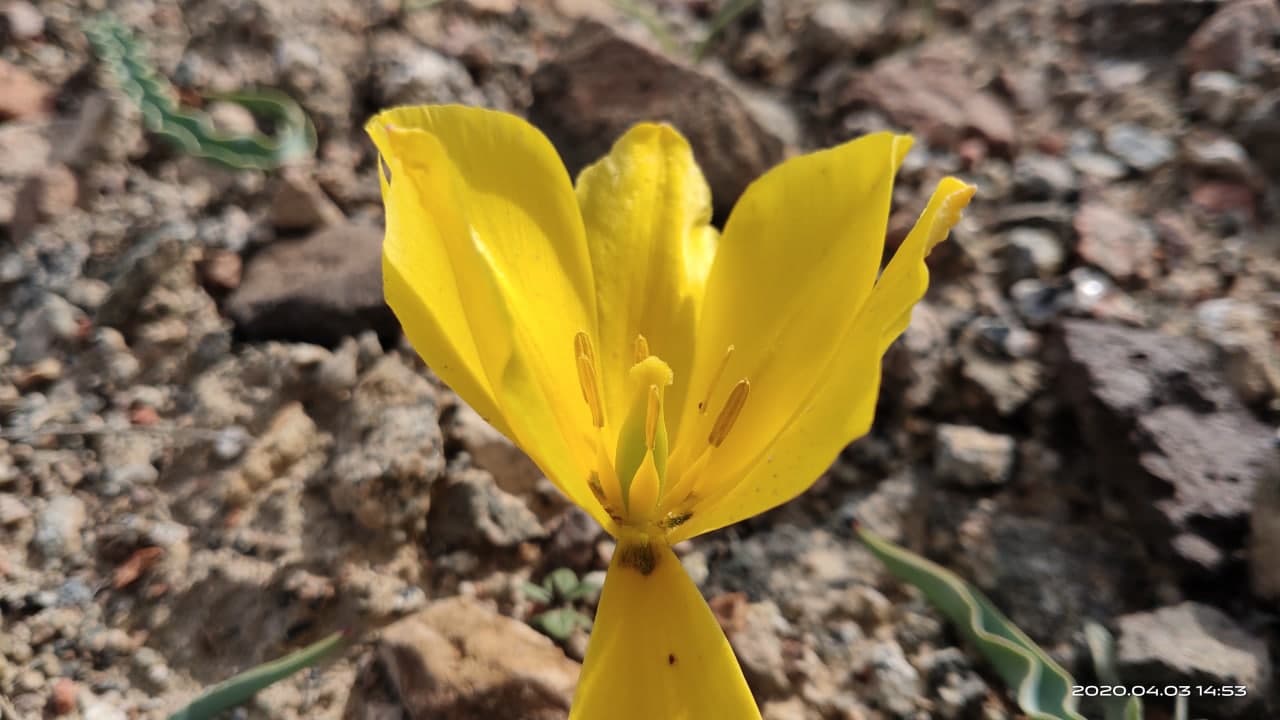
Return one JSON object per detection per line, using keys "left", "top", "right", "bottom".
{"left": 1, "top": 0, "right": 1277, "bottom": 718}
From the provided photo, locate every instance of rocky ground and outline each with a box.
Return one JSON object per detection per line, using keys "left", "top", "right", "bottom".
{"left": 1, "top": 0, "right": 1278, "bottom": 718}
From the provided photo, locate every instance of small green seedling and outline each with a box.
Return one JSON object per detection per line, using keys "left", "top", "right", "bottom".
{"left": 84, "top": 15, "right": 316, "bottom": 170}
{"left": 522, "top": 567, "right": 600, "bottom": 641}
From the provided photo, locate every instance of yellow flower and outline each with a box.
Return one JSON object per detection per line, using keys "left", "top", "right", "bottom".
{"left": 366, "top": 105, "right": 974, "bottom": 719}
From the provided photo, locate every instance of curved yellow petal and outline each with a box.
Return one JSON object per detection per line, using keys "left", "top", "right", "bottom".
{"left": 571, "top": 541, "right": 760, "bottom": 720}
{"left": 576, "top": 123, "right": 717, "bottom": 434}
{"left": 366, "top": 106, "right": 609, "bottom": 527}
{"left": 670, "top": 132, "right": 912, "bottom": 486}
{"left": 671, "top": 178, "right": 976, "bottom": 541}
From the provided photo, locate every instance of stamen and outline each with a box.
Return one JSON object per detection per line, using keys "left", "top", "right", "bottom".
{"left": 644, "top": 385, "right": 660, "bottom": 449}
{"left": 574, "top": 332, "right": 604, "bottom": 428}
{"left": 698, "top": 345, "right": 735, "bottom": 414}
{"left": 634, "top": 334, "right": 650, "bottom": 364}
{"left": 574, "top": 331, "right": 596, "bottom": 366}
{"left": 708, "top": 379, "right": 750, "bottom": 447}
{"left": 588, "top": 472, "right": 607, "bottom": 505}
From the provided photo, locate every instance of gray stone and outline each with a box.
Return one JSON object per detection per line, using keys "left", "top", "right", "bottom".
{"left": 544, "top": 505, "right": 603, "bottom": 571}
{"left": 1188, "top": 70, "right": 1246, "bottom": 126}
{"left": 1104, "top": 122, "right": 1175, "bottom": 173}
{"left": 855, "top": 640, "right": 922, "bottom": 717}
{"left": 0, "top": 1, "right": 43, "bottom": 42}
{"left": 1058, "top": 320, "right": 1277, "bottom": 576}
{"left": 12, "top": 292, "right": 86, "bottom": 365}
{"left": 882, "top": 300, "right": 946, "bottom": 410}
{"left": 32, "top": 494, "right": 87, "bottom": 561}
{"left": 958, "top": 324, "right": 1043, "bottom": 416}
{"left": 800, "top": 1, "right": 891, "bottom": 64}
{"left": 427, "top": 467, "right": 546, "bottom": 553}
{"left": 1012, "top": 152, "right": 1078, "bottom": 201}
{"left": 1002, "top": 226, "right": 1065, "bottom": 282}
{"left": 99, "top": 462, "right": 159, "bottom": 497}
{"left": 729, "top": 601, "right": 791, "bottom": 699}
{"left": 1116, "top": 602, "right": 1271, "bottom": 718}
{"left": 917, "top": 647, "right": 988, "bottom": 720}
{"left": 953, "top": 512, "right": 1141, "bottom": 646}
{"left": 1183, "top": 134, "right": 1254, "bottom": 181}
{"left": 448, "top": 402, "right": 543, "bottom": 500}
{"left": 369, "top": 32, "right": 486, "bottom": 109}
{"left": 1069, "top": 150, "right": 1129, "bottom": 181}
{"left": 212, "top": 426, "right": 250, "bottom": 462}
{"left": 934, "top": 424, "right": 1016, "bottom": 487}
{"left": 1194, "top": 298, "right": 1280, "bottom": 406}
{"left": 329, "top": 355, "right": 444, "bottom": 538}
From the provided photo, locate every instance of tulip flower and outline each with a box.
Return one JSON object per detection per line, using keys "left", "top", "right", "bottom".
{"left": 367, "top": 105, "right": 974, "bottom": 719}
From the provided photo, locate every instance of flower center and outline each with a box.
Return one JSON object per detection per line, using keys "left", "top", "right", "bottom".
{"left": 573, "top": 332, "right": 750, "bottom": 539}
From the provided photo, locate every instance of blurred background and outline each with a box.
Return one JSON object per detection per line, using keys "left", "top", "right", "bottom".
{"left": 0, "top": 0, "right": 1277, "bottom": 718}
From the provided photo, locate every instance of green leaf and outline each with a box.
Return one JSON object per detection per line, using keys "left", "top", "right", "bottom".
{"left": 531, "top": 607, "right": 589, "bottom": 641}
{"left": 522, "top": 581, "right": 554, "bottom": 604}
{"left": 857, "top": 526, "right": 1086, "bottom": 720}
{"left": 1086, "top": 621, "right": 1144, "bottom": 720}
{"left": 547, "top": 567, "right": 580, "bottom": 599}
{"left": 564, "top": 577, "right": 601, "bottom": 601}
{"left": 84, "top": 16, "right": 316, "bottom": 170}
{"left": 167, "top": 631, "right": 346, "bottom": 720}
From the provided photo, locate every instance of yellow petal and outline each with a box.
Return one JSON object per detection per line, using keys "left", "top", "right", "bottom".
{"left": 865, "top": 177, "right": 978, "bottom": 353}
{"left": 670, "top": 132, "right": 912, "bottom": 486}
{"left": 576, "top": 124, "right": 718, "bottom": 436}
{"left": 671, "top": 178, "right": 976, "bottom": 541}
{"left": 571, "top": 541, "right": 760, "bottom": 720}
{"left": 366, "top": 106, "right": 609, "bottom": 527}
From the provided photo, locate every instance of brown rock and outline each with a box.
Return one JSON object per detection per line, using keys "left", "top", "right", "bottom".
{"left": 0, "top": 121, "right": 51, "bottom": 178}
{"left": 50, "top": 677, "right": 76, "bottom": 715}
{"left": 1252, "top": 462, "right": 1280, "bottom": 601}
{"left": 1058, "top": 320, "right": 1277, "bottom": 577}
{"left": 1190, "top": 180, "right": 1256, "bottom": 220}
{"left": 342, "top": 597, "right": 579, "bottom": 720}
{"left": 529, "top": 21, "right": 784, "bottom": 221}
{"left": 827, "top": 43, "right": 1016, "bottom": 152}
{"left": 709, "top": 591, "right": 749, "bottom": 634}
{"left": 196, "top": 249, "right": 243, "bottom": 294}
{"left": 268, "top": 168, "right": 345, "bottom": 231}
{"left": 9, "top": 164, "right": 78, "bottom": 242}
{"left": 225, "top": 223, "right": 397, "bottom": 346}
{"left": 1185, "top": 0, "right": 1280, "bottom": 78}
{"left": 1116, "top": 602, "right": 1271, "bottom": 718}
{"left": 0, "top": 58, "right": 50, "bottom": 120}
{"left": 1074, "top": 201, "right": 1158, "bottom": 284}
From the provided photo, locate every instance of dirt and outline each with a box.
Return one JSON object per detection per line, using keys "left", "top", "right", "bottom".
{"left": 1, "top": 0, "right": 1278, "bottom": 719}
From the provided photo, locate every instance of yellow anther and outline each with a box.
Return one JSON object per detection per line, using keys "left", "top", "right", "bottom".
{"left": 574, "top": 331, "right": 596, "bottom": 366}
{"left": 698, "top": 345, "right": 735, "bottom": 414}
{"left": 634, "top": 334, "right": 651, "bottom": 364}
{"left": 708, "top": 379, "right": 749, "bottom": 448}
{"left": 644, "top": 385, "right": 660, "bottom": 449}
{"left": 574, "top": 332, "right": 604, "bottom": 428}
